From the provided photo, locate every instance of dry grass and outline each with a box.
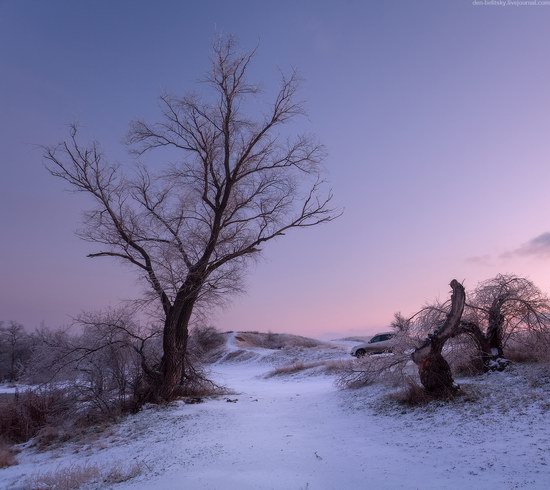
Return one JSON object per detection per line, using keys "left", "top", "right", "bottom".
{"left": 265, "top": 361, "right": 320, "bottom": 377}
{"left": 505, "top": 331, "right": 550, "bottom": 364}
{"left": 0, "top": 441, "right": 17, "bottom": 468}
{"left": 388, "top": 380, "right": 480, "bottom": 407}
{"left": 25, "top": 462, "right": 141, "bottom": 489}
{"left": 389, "top": 380, "right": 436, "bottom": 406}
{"left": 222, "top": 349, "right": 258, "bottom": 363}
{"left": 504, "top": 345, "right": 540, "bottom": 364}
{"left": 33, "top": 425, "right": 73, "bottom": 450}
{"left": 103, "top": 462, "right": 141, "bottom": 484}
{"left": 28, "top": 463, "right": 100, "bottom": 490}
{"left": 322, "top": 360, "right": 347, "bottom": 375}
{"left": 172, "top": 377, "right": 228, "bottom": 398}
{"left": 451, "top": 354, "right": 486, "bottom": 376}
{"left": 265, "top": 360, "right": 344, "bottom": 378}
{"left": 525, "top": 364, "right": 550, "bottom": 389}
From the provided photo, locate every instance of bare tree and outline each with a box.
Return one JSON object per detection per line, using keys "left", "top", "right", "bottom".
{"left": 44, "top": 37, "right": 339, "bottom": 401}
{"left": 461, "top": 274, "right": 550, "bottom": 369}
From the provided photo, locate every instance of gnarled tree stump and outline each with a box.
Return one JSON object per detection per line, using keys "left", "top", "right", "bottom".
{"left": 412, "top": 279, "right": 465, "bottom": 396}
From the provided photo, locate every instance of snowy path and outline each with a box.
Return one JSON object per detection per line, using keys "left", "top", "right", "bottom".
{"left": 2, "top": 359, "right": 550, "bottom": 489}
{"left": 122, "top": 363, "right": 402, "bottom": 490}
{"left": 118, "top": 362, "right": 550, "bottom": 490}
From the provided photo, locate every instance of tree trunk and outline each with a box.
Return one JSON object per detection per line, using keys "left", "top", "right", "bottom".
{"left": 487, "top": 305, "right": 505, "bottom": 357}
{"left": 412, "top": 279, "right": 465, "bottom": 396}
{"left": 158, "top": 303, "right": 191, "bottom": 400}
{"left": 459, "top": 320, "right": 492, "bottom": 363}
{"left": 460, "top": 318, "right": 509, "bottom": 371}
{"left": 417, "top": 353, "right": 455, "bottom": 394}
{"left": 156, "top": 275, "right": 203, "bottom": 401}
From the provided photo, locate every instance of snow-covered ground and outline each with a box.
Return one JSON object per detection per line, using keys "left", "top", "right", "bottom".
{"left": 1, "top": 335, "right": 549, "bottom": 489}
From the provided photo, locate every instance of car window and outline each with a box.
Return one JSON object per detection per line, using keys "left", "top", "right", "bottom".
{"left": 370, "top": 334, "right": 394, "bottom": 343}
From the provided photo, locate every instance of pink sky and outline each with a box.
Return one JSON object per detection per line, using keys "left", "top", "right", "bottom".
{"left": 1, "top": 1, "right": 550, "bottom": 338}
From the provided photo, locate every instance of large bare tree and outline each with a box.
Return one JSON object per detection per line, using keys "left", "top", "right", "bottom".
{"left": 44, "top": 38, "right": 338, "bottom": 401}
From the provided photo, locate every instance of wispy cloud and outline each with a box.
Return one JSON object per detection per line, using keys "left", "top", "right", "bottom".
{"left": 505, "top": 232, "right": 550, "bottom": 259}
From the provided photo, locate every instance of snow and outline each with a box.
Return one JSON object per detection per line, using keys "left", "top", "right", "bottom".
{"left": 0, "top": 384, "right": 33, "bottom": 395}
{"left": 1, "top": 337, "right": 550, "bottom": 489}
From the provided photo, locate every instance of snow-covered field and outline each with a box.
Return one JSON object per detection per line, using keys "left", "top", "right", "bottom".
{"left": 1, "top": 334, "right": 549, "bottom": 489}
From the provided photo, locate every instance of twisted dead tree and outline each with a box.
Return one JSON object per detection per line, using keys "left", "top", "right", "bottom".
{"left": 460, "top": 274, "right": 550, "bottom": 370}
{"left": 44, "top": 37, "right": 339, "bottom": 401}
{"left": 411, "top": 280, "right": 465, "bottom": 396}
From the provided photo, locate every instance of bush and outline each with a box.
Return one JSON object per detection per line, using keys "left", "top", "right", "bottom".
{"left": 0, "top": 388, "right": 72, "bottom": 444}
{"left": 189, "top": 325, "right": 226, "bottom": 358}
{"left": 506, "top": 331, "right": 550, "bottom": 364}
{"left": 504, "top": 345, "right": 540, "bottom": 364}
{"left": 0, "top": 384, "right": 129, "bottom": 448}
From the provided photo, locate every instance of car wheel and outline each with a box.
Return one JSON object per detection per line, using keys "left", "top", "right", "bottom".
{"left": 355, "top": 348, "right": 366, "bottom": 357}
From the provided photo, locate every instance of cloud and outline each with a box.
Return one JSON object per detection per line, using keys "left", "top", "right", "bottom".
{"left": 506, "top": 232, "right": 550, "bottom": 259}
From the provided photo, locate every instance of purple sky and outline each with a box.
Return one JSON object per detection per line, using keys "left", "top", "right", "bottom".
{"left": 2, "top": 0, "right": 550, "bottom": 338}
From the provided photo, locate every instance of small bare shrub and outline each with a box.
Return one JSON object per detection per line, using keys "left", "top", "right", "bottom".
{"left": 0, "top": 441, "right": 17, "bottom": 468}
